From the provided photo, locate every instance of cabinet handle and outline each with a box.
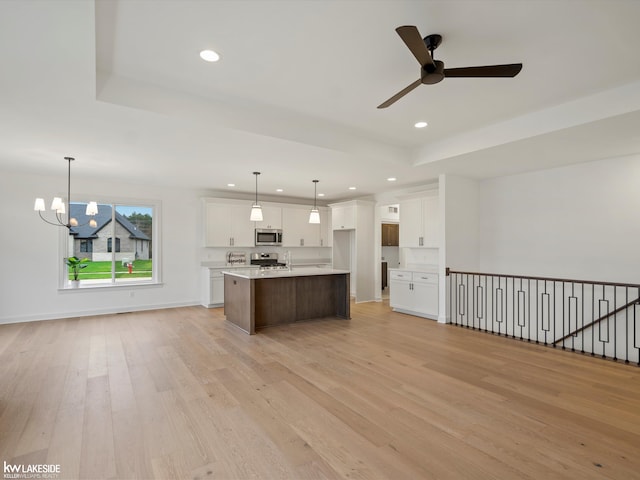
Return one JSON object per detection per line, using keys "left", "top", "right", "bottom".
{"left": 300, "top": 238, "right": 304, "bottom": 246}
{"left": 419, "top": 236, "right": 424, "bottom": 246}
{"left": 320, "top": 239, "right": 323, "bottom": 246}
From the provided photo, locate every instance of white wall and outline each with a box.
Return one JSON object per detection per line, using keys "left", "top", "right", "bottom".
{"left": 0, "top": 170, "right": 201, "bottom": 324}
{"left": 437, "top": 174, "right": 480, "bottom": 323}
{"left": 441, "top": 175, "right": 480, "bottom": 272}
{"left": 379, "top": 204, "right": 399, "bottom": 222}
{"left": 355, "top": 201, "right": 375, "bottom": 302}
{"left": 478, "top": 154, "right": 640, "bottom": 284}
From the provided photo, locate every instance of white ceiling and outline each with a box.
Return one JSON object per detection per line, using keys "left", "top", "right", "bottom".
{"left": 2, "top": 0, "right": 640, "bottom": 202}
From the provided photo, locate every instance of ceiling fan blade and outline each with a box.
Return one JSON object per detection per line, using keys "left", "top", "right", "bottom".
{"left": 377, "top": 79, "right": 422, "bottom": 109}
{"left": 396, "top": 25, "right": 435, "bottom": 69}
{"left": 444, "top": 63, "right": 522, "bottom": 78}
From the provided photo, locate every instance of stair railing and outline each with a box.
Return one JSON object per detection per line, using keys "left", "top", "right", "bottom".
{"left": 447, "top": 268, "right": 640, "bottom": 365}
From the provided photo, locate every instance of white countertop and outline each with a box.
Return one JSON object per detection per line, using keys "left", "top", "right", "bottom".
{"left": 201, "top": 262, "right": 258, "bottom": 269}
{"left": 223, "top": 267, "right": 349, "bottom": 279}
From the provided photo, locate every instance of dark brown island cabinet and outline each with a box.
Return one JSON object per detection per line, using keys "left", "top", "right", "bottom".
{"left": 223, "top": 268, "right": 351, "bottom": 334}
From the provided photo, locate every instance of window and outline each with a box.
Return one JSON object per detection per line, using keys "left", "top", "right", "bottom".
{"left": 80, "top": 240, "right": 93, "bottom": 253}
{"left": 107, "top": 237, "right": 121, "bottom": 253}
{"left": 65, "top": 201, "right": 158, "bottom": 287}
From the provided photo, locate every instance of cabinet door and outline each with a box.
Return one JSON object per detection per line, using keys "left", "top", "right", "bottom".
{"left": 255, "top": 206, "right": 282, "bottom": 229}
{"left": 210, "top": 270, "right": 225, "bottom": 305}
{"left": 390, "top": 280, "right": 413, "bottom": 311}
{"left": 319, "top": 208, "right": 330, "bottom": 247}
{"left": 230, "top": 204, "right": 255, "bottom": 247}
{"left": 421, "top": 196, "right": 439, "bottom": 248}
{"left": 204, "top": 202, "right": 233, "bottom": 246}
{"left": 282, "top": 207, "right": 317, "bottom": 247}
{"left": 332, "top": 205, "right": 356, "bottom": 230}
{"left": 399, "top": 198, "right": 422, "bottom": 247}
{"left": 412, "top": 279, "right": 438, "bottom": 317}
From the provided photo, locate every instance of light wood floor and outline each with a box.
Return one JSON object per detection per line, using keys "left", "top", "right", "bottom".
{"left": 1, "top": 302, "right": 639, "bottom": 480}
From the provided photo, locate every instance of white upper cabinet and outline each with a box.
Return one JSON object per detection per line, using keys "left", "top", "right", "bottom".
{"left": 204, "top": 201, "right": 255, "bottom": 247}
{"left": 331, "top": 204, "right": 356, "bottom": 230}
{"left": 399, "top": 193, "right": 440, "bottom": 248}
{"left": 320, "top": 208, "right": 331, "bottom": 247}
{"left": 282, "top": 206, "right": 329, "bottom": 247}
{"left": 204, "top": 199, "right": 330, "bottom": 248}
{"left": 421, "top": 195, "right": 439, "bottom": 247}
{"left": 398, "top": 198, "right": 422, "bottom": 247}
{"left": 283, "top": 207, "right": 316, "bottom": 247}
{"left": 254, "top": 206, "right": 282, "bottom": 229}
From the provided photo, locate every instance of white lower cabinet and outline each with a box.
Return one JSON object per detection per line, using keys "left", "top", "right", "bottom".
{"left": 389, "top": 270, "right": 438, "bottom": 319}
{"left": 201, "top": 267, "right": 258, "bottom": 307}
{"left": 209, "top": 269, "right": 225, "bottom": 306}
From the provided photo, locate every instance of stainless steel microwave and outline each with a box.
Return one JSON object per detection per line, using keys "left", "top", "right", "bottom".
{"left": 255, "top": 228, "right": 283, "bottom": 246}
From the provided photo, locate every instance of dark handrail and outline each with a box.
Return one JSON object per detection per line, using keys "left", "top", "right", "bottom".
{"left": 446, "top": 268, "right": 640, "bottom": 289}
{"left": 553, "top": 297, "right": 640, "bottom": 345}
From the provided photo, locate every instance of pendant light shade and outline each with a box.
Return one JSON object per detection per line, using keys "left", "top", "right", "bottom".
{"left": 250, "top": 172, "right": 263, "bottom": 221}
{"left": 308, "top": 180, "right": 320, "bottom": 224}
{"left": 308, "top": 209, "right": 320, "bottom": 224}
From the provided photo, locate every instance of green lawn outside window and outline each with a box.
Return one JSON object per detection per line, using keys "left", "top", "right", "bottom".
{"left": 67, "top": 260, "right": 153, "bottom": 280}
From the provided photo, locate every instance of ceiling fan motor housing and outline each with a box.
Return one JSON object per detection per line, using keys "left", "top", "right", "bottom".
{"left": 421, "top": 60, "right": 445, "bottom": 84}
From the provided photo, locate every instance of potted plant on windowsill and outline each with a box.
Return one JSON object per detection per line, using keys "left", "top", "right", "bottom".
{"left": 66, "top": 256, "right": 89, "bottom": 288}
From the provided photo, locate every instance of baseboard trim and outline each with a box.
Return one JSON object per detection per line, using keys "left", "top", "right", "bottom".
{"left": 0, "top": 300, "right": 201, "bottom": 325}
{"left": 391, "top": 307, "right": 438, "bottom": 321}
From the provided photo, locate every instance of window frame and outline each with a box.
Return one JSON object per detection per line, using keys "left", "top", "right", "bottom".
{"left": 59, "top": 196, "right": 162, "bottom": 290}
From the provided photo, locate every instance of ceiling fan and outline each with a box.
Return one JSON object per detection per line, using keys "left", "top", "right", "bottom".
{"left": 378, "top": 26, "right": 523, "bottom": 109}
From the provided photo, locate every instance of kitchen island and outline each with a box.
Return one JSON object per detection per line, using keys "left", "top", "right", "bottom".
{"left": 223, "top": 268, "right": 350, "bottom": 334}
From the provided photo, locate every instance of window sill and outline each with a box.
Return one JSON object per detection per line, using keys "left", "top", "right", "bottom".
{"left": 59, "top": 280, "right": 163, "bottom": 292}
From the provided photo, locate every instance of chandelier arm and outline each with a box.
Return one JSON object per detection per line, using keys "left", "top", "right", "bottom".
{"left": 39, "top": 210, "right": 68, "bottom": 228}
{"left": 55, "top": 210, "right": 68, "bottom": 227}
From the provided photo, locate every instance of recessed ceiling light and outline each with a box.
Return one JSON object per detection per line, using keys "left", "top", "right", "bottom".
{"left": 200, "top": 49, "right": 220, "bottom": 62}
{"left": 414, "top": 121, "right": 428, "bottom": 128}
{"left": 348, "top": 187, "right": 357, "bottom": 190}
{"left": 387, "top": 177, "right": 397, "bottom": 182}
{"left": 276, "top": 188, "right": 283, "bottom": 192}
{"left": 227, "top": 183, "right": 235, "bottom": 187}
{"left": 318, "top": 193, "right": 325, "bottom": 197}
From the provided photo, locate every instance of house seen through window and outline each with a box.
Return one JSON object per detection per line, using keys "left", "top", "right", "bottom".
{"left": 67, "top": 203, "right": 154, "bottom": 285}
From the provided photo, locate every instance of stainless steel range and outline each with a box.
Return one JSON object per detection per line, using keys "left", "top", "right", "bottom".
{"left": 250, "top": 252, "right": 289, "bottom": 270}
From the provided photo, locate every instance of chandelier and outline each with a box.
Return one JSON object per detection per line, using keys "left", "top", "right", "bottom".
{"left": 34, "top": 156, "right": 98, "bottom": 229}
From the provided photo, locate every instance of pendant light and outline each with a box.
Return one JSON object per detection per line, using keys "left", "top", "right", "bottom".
{"left": 250, "top": 171, "right": 263, "bottom": 221}
{"left": 308, "top": 179, "right": 320, "bottom": 224}
{"left": 34, "top": 156, "right": 98, "bottom": 229}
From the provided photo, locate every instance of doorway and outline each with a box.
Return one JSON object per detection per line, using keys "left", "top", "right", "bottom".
{"left": 380, "top": 204, "right": 400, "bottom": 300}
{"left": 333, "top": 229, "right": 356, "bottom": 297}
